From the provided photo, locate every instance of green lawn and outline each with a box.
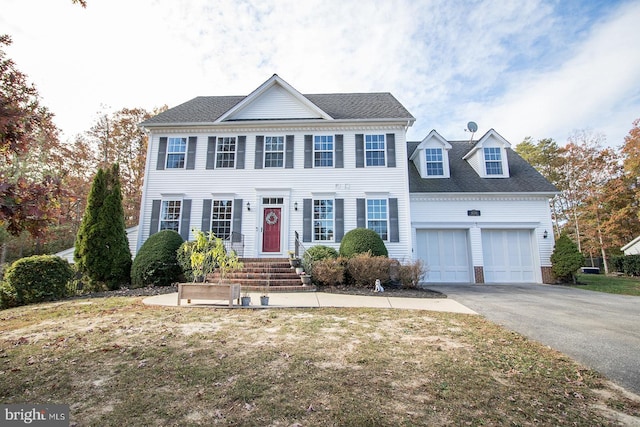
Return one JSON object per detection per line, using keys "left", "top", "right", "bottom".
{"left": 575, "top": 273, "right": 640, "bottom": 296}
{"left": 1, "top": 297, "right": 639, "bottom": 426}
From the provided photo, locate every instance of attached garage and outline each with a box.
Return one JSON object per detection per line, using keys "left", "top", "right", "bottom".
{"left": 416, "top": 229, "right": 471, "bottom": 283}
{"left": 482, "top": 229, "right": 536, "bottom": 283}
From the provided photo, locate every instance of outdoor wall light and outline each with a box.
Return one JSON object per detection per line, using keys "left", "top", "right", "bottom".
{"left": 246, "top": 202, "right": 251, "bottom": 211}
{"left": 543, "top": 230, "right": 548, "bottom": 239}
{"left": 294, "top": 202, "right": 298, "bottom": 211}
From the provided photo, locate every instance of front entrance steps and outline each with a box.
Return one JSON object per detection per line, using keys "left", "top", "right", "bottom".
{"left": 206, "top": 258, "right": 315, "bottom": 292}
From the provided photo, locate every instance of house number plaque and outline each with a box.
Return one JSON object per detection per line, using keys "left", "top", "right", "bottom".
{"left": 467, "top": 210, "right": 481, "bottom": 217}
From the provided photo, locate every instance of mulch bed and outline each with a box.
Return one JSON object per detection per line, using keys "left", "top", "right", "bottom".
{"left": 70, "top": 284, "right": 446, "bottom": 300}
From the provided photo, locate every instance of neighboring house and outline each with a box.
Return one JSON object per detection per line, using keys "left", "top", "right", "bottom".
{"left": 137, "top": 74, "right": 557, "bottom": 284}
{"left": 55, "top": 226, "right": 139, "bottom": 264}
{"left": 621, "top": 236, "right": 640, "bottom": 255}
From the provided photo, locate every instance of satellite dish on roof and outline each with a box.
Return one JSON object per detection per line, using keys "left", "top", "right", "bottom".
{"left": 467, "top": 121, "right": 478, "bottom": 133}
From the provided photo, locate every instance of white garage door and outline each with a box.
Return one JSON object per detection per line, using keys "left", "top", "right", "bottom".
{"left": 416, "top": 230, "right": 471, "bottom": 283}
{"left": 482, "top": 230, "right": 535, "bottom": 283}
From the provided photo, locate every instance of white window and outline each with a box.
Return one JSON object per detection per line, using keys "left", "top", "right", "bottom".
{"left": 365, "top": 135, "right": 385, "bottom": 166}
{"left": 367, "top": 199, "right": 388, "bottom": 240}
{"left": 314, "top": 136, "right": 333, "bottom": 167}
{"left": 484, "top": 147, "right": 503, "bottom": 175}
{"left": 216, "top": 137, "right": 236, "bottom": 168}
{"left": 313, "top": 199, "right": 334, "bottom": 241}
{"left": 160, "top": 200, "right": 181, "bottom": 232}
{"left": 264, "top": 136, "right": 284, "bottom": 168}
{"left": 211, "top": 200, "right": 233, "bottom": 240}
{"left": 166, "top": 137, "right": 186, "bottom": 169}
{"left": 425, "top": 148, "right": 444, "bottom": 176}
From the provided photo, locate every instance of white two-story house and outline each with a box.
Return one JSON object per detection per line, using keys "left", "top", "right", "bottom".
{"left": 137, "top": 74, "right": 557, "bottom": 284}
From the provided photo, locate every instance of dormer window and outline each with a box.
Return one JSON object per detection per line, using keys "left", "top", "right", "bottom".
{"left": 425, "top": 148, "right": 444, "bottom": 176}
{"left": 484, "top": 147, "right": 503, "bottom": 175}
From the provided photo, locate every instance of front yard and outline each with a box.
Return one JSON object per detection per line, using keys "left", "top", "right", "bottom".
{"left": 1, "top": 297, "right": 639, "bottom": 426}
{"left": 575, "top": 273, "right": 640, "bottom": 296}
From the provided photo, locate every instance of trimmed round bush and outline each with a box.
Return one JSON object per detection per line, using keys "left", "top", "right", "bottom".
{"left": 131, "top": 230, "right": 184, "bottom": 288}
{"left": 339, "top": 228, "right": 388, "bottom": 258}
{"left": 304, "top": 245, "right": 339, "bottom": 262}
{"left": 3, "top": 255, "right": 74, "bottom": 307}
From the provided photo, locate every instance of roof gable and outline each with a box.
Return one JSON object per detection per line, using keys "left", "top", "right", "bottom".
{"left": 410, "top": 129, "right": 452, "bottom": 161}
{"left": 217, "top": 74, "right": 332, "bottom": 122}
{"left": 463, "top": 129, "right": 511, "bottom": 159}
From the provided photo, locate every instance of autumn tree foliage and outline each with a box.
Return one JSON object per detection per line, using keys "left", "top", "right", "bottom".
{"left": 0, "top": 35, "right": 63, "bottom": 238}
{"left": 74, "top": 164, "right": 131, "bottom": 290}
{"left": 517, "top": 122, "right": 640, "bottom": 273}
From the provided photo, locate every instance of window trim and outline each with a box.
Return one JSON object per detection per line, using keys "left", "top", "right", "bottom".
{"left": 160, "top": 199, "right": 182, "bottom": 233}
{"left": 313, "top": 135, "right": 334, "bottom": 168}
{"left": 215, "top": 137, "right": 237, "bottom": 169}
{"left": 313, "top": 198, "right": 335, "bottom": 242}
{"left": 210, "top": 199, "right": 234, "bottom": 240}
{"left": 264, "top": 136, "right": 285, "bottom": 168}
{"left": 425, "top": 147, "right": 445, "bottom": 176}
{"left": 364, "top": 134, "right": 386, "bottom": 167}
{"left": 166, "top": 137, "right": 187, "bottom": 169}
{"left": 484, "top": 147, "right": 504, "bottom": 176}
{"left": 366, "top": 198, "right": 389, "bottom": 241}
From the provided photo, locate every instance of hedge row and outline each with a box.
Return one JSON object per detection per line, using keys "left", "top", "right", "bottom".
{"left": 610, "top": 255, "right": 640, "bottom": 276}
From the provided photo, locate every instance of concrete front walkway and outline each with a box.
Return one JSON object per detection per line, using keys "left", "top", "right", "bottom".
{"left": 143, "top": 291, "right": 477, "bottom": 314}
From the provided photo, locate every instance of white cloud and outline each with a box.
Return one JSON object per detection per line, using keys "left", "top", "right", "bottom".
{"left": 2, "top": 0, "right": 638, "bottom": 147}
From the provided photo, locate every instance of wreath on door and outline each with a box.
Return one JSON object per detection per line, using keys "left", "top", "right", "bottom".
{"left": 265, "top": 211, "right": 279, "bottom": 225}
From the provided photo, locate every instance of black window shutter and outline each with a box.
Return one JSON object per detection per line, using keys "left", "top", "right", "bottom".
{"left": 355, "top": 134, "right": 364, "bottom": 168}
{"left": 206, "top": 137, "right": 216, "bottom": 170}
{"left": 180, "top": 199, "right": 192, "bottom": 241}
{"left": 303, "top": 199, "right": 312, "bottom": 242}
{"left": 150, "top": 200, "right": 161, "bottom": 235}
{"left": 255, "top": 136, "right": 264, "bottom": 169}
{"left": 201, "top": 199, "right": 212, "bottom": 232}
{"left": 285, "top": 135, "right": 294, "bottom": 169}
{"left": 232, "top": 199, "right": 243, "bottom": 242}
{"left": 335, "top": 134, "right": 344, "bottom": 168}
{"left": 186, "top": 137, "right": 197, "bottom": 169}
{"left": 386, "top": 133, "right": 396, "bottom": 168}
{"left": 389, "top": 198, "right": 399, "bottom": 242}
{"left": 236, "top": 136, "right": 246, "bottom": 169}
{"left": 356, "top": 198, "right": 366, "bottom": 228}
{"left": 304, "top": 135, "right": 313, "bottom": 168}
{"left": 335, "top": 198, "right": 344, "bottom": 242}
{"left": 156, "top": 137, "right": 167, "bottom": 170}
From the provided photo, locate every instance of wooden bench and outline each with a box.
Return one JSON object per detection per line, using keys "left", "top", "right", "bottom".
{"left": 177, "top": 283, "right": 241, "bottom": 307}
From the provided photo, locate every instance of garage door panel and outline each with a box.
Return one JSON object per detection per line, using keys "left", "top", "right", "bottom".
{"left": 482, "top": 230, "right": 535, "bottom": 283}
{"left": 417, "top": 230, "right": 471, "bottom": 283}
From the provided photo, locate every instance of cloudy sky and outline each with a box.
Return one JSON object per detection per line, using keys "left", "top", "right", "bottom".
{"left": 3, "top": 0, "right": 640, "bottom": 147}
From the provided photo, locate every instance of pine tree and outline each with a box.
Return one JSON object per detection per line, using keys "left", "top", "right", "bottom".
{"left": 74, "top": 164, "right": 131, "bottom": 289}
{"left": 550, "top": 233, "right": 584, "bottom": 284}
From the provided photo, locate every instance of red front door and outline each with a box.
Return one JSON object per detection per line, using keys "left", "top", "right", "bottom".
{"left": 262, "top": 208, "right": 281, "bottom": 253}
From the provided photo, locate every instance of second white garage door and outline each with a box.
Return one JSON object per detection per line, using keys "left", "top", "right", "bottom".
{"left": 482, "top": 230, "right": 535, "bottom": 283}
{"left": 416, "top": 229, "right": 471, "bottom": 283}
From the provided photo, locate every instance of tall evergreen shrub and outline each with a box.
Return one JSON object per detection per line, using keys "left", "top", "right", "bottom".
{"left": 550, "top": 233, "right": 584, "bottom": 284}
{"left": 74, "top": 164, "right": 131, "bottom": 290}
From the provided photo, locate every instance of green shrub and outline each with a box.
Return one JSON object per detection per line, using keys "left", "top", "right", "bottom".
{"left": 303, "top": 245, "right": 338, "bottom": 276}
{"left": 397, "top": 259, "right": 426, "bottom": 289}
{"left": 177, "top": 240, "right": 196, "bottom": 282}
{"left": 551, "top": 233, "right": 584, "bottom": 284}
{"left": 339, "top": 228, "right": 388, "bottom": 258}
{"left": 346, "top": 253, "right": 394, "bottom": 288}
{"left": 622, "top": 255, "right": 640, "bottom": 276}
{"left": 311, "top": 257, "right": 346, "bottom": 286}
{"left": 131, "top": 230, "right": 184, "bottom": 288}
{"left": 0, "top": 281, "right": 17, "bottom": 309}
{"left": 2, "top": 255, "right": 74, "bottom": 307}
{"left": 610, "top": 255, "right": 625, "bottom": 273}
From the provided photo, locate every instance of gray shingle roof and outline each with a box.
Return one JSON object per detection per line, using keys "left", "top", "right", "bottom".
{"left": 408, "top": 141, "right": 558, "bottom": 194}
{"left": 141, "top": 93, "right": 414, "bottom": 125}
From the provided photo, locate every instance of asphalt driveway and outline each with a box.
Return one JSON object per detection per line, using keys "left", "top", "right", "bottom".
{"left": 426, "top": 283, "right": 640, "bottom": 395}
